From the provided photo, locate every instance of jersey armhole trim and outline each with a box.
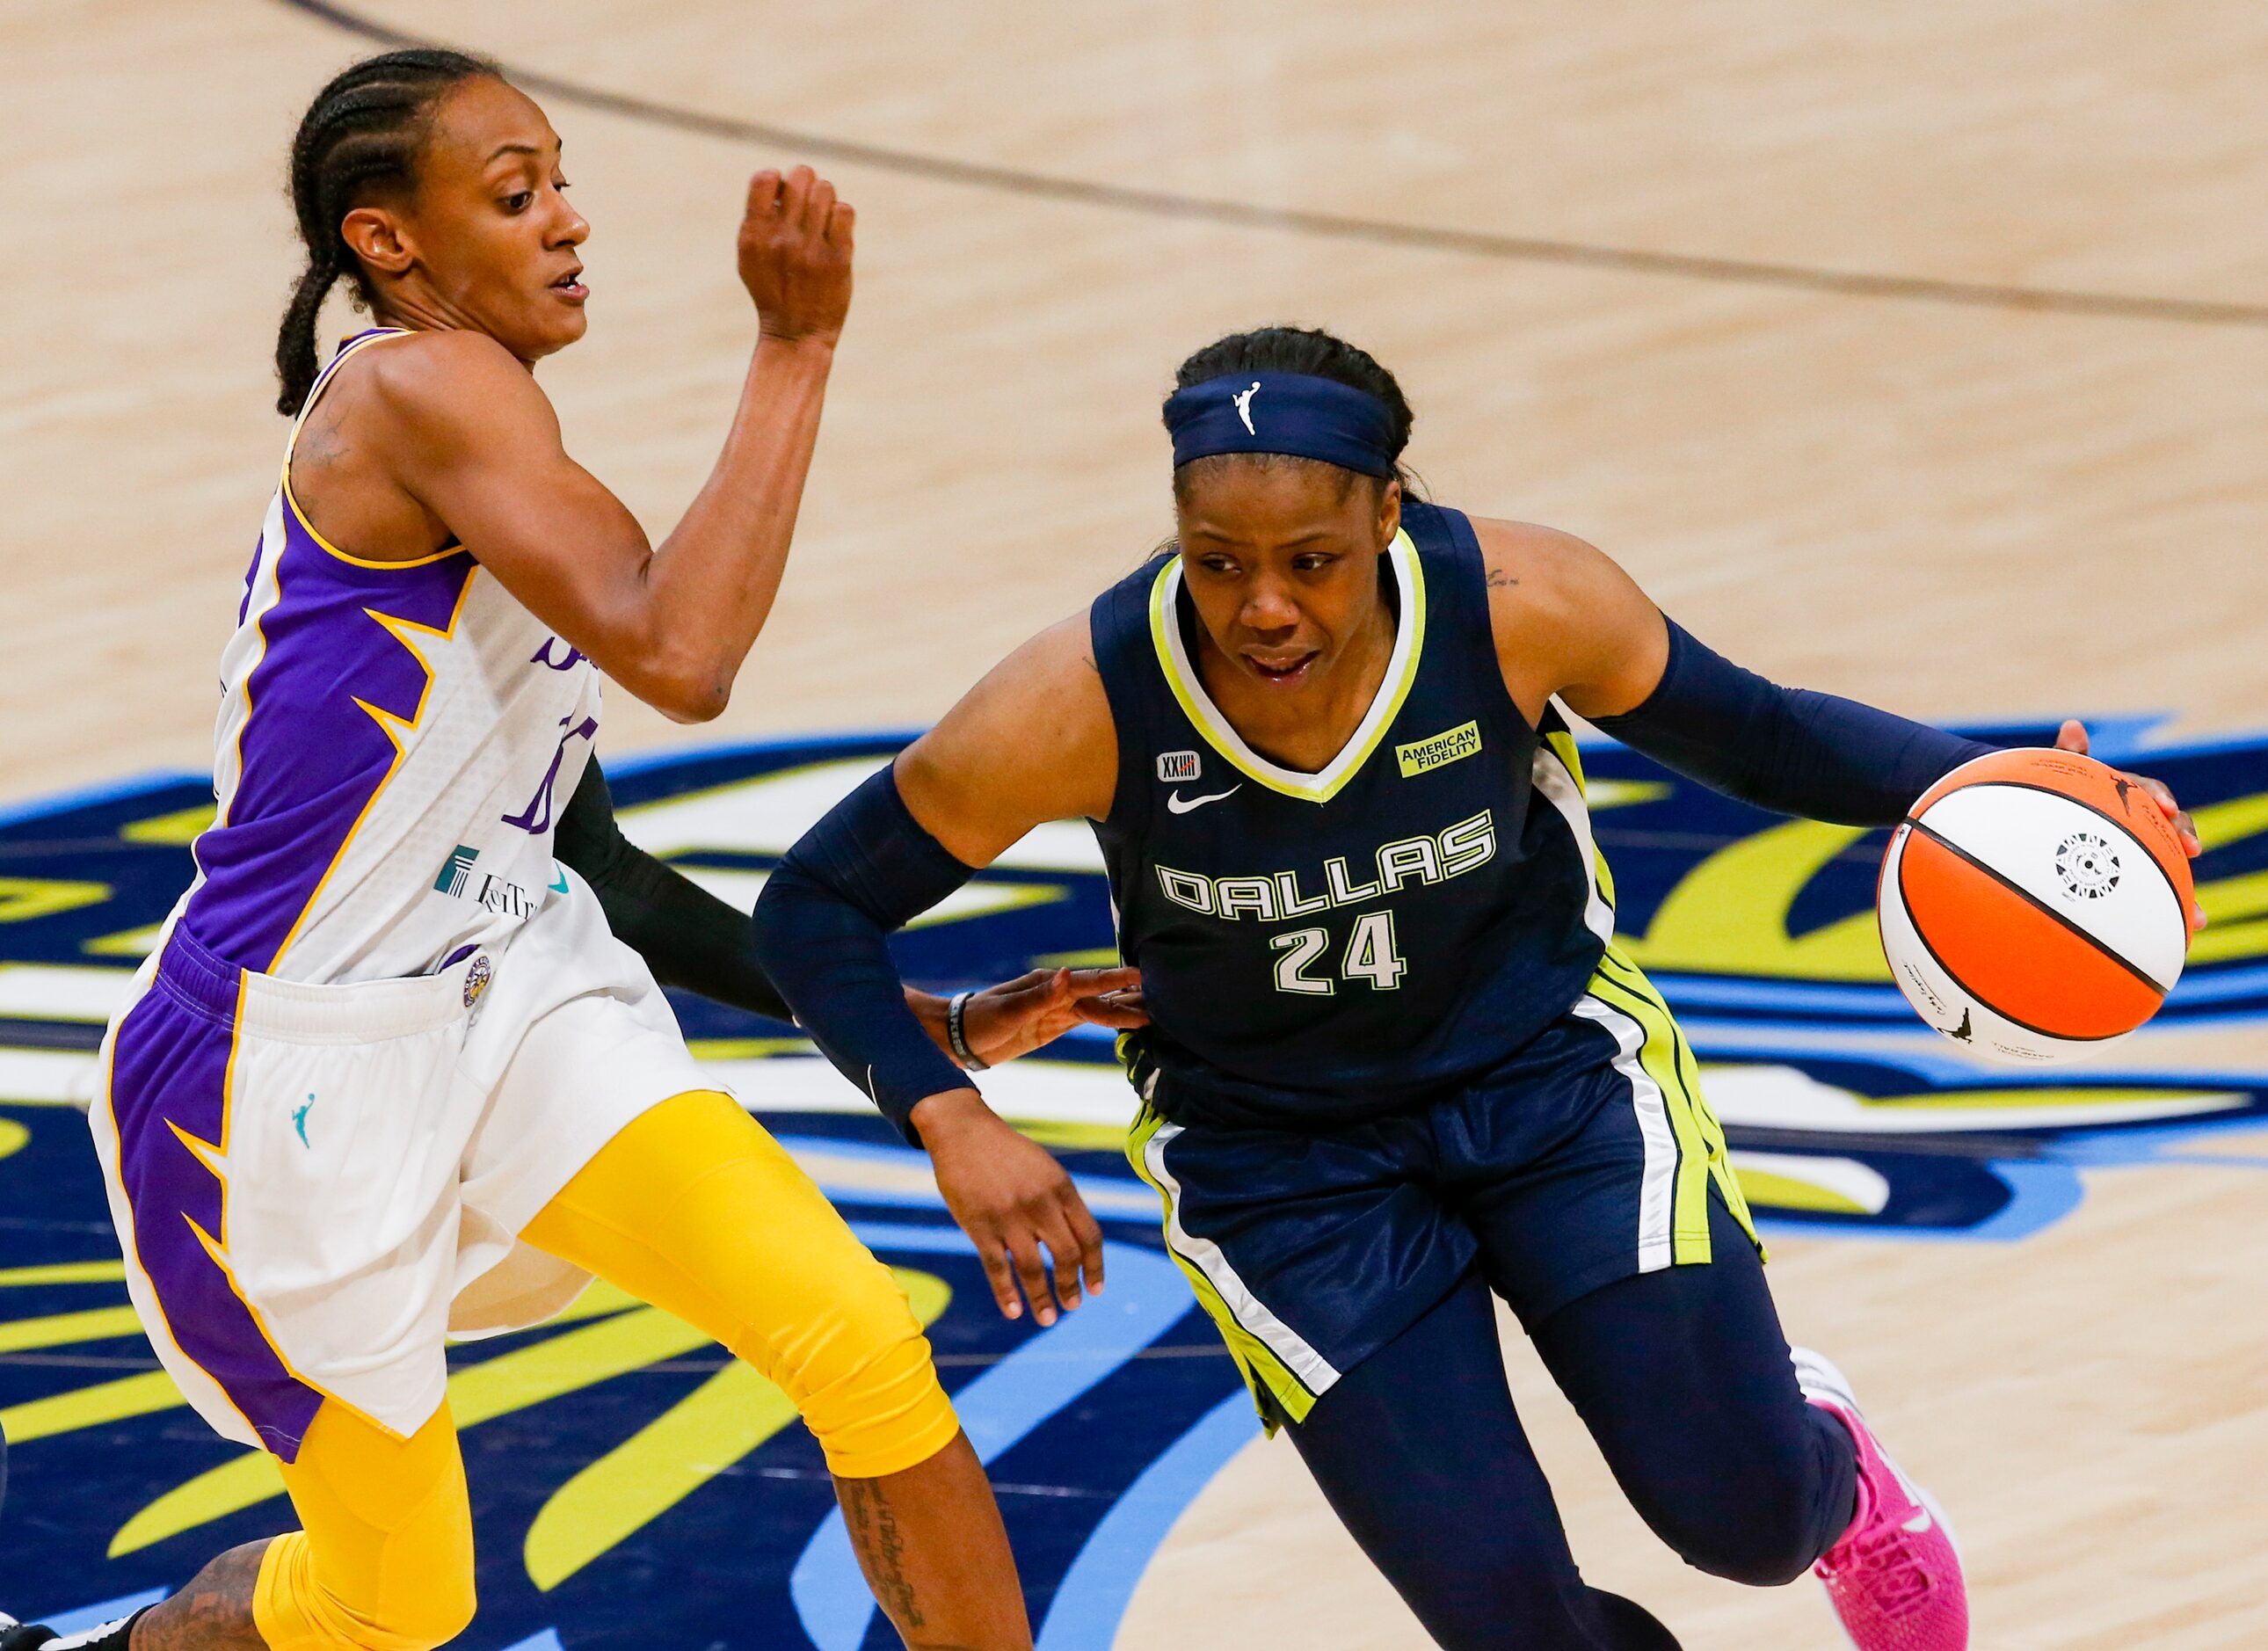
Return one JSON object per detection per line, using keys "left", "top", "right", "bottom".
{"left": 280, "top": 328, "right": 469, "bottom": 571}
{"left": 1088, "top": 587, "right": 1151, "bottom": 838}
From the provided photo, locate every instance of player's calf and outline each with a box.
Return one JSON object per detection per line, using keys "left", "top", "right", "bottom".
{"left": 4, "top": 1541, "right": 268, "bottom": 1651}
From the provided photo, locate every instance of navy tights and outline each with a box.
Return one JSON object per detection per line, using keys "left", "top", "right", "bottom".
{"left": 1280, "top": 1197, "right": 1857, "bottom": 1649}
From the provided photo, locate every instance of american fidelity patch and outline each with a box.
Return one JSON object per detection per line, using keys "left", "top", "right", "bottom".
{"left": 1396, "top": 721, "right": 1483, "bottom": 778}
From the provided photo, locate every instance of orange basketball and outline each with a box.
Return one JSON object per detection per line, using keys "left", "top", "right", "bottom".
{"left": 1877, "top": 747, "right": 2193, "bottom": 1062}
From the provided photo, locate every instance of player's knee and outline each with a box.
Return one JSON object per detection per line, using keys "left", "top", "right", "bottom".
{"left": 265, "top": 1533, "right": 477, "bottom": 1651}
{"left": 327, "top": 1572, "right": 476, "bottom": 1651}
{"left": 798, "top": 1331, "right": 957, "bottom": 1476}
{"left": 755, "top": 1262, "right": 959, "bottom": 1480}
{"left": 1646, "top": 1488, "right": 1821, "bottom": 1588}
{"left": 374, "top": 1575, "right": 479, "bottom": 1651}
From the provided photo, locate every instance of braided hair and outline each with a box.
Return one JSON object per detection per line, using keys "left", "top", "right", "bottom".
{"left": 275, "top": 48, "right": 498, "bottom": 415}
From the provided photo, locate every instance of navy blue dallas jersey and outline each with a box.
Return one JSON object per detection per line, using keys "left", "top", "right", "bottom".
{"left": 1091, "top": 500, "right": 1617, "bottom": 1129}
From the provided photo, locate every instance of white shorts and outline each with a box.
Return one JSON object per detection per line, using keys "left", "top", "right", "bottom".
{"left": 86, "top": 869, "right": 714, "bottom": 1460}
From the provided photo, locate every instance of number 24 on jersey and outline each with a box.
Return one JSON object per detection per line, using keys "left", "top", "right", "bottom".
{"left": 1270, "top": 910, "right": 1408, "bottom": 994}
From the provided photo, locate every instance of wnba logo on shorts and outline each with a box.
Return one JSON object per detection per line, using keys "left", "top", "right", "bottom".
{"left": 1157, "top": 751, "right": 1202, "bottom": 782}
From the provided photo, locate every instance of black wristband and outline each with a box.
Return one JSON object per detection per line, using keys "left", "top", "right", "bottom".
{"left": 946, "top": 990, "right": 988, "bottom": 1071}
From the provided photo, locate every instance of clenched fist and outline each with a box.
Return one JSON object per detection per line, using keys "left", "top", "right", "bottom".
{"left": 738, "top": 165, "right": 854, "bottom": 345}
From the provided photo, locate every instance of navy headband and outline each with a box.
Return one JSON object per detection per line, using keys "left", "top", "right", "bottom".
{"left": 1164, "top": 372, "right": 1399, "bottom": 479}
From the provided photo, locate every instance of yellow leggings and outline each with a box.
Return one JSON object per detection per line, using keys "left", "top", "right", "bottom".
{"left": 251, "top": 1090, "right": 960, "bottom": 1651}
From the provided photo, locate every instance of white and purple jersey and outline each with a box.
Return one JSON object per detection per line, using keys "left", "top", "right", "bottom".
{"left": 90, "top": 326, "right": 706, "bottom": 1462}
{"left": 178, "top": 327, "right": 600, "bottom": 983}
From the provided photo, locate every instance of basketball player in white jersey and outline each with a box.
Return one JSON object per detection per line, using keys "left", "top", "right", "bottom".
{"left": 0, "top": 49, "right": 1135, "bottom": 1651}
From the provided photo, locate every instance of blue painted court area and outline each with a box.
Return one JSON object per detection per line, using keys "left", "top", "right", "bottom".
{"left": 4, "top": 727, "right": 2267, "bottom": 1647}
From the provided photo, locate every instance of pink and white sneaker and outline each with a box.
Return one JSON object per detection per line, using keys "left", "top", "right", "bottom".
{"left": 1792, "top": 1348, "right": 1968, "bottom": 1651}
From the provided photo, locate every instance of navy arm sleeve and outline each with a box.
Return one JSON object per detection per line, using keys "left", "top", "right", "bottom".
{"left": 550, "top": 758, "right": 797, "bottom": 1025}
{"left": 749, "top": 768, "right": 978, "bottom": 1143}
{"left": 1588, "top": 619, "right": 1996, "bottom": 827}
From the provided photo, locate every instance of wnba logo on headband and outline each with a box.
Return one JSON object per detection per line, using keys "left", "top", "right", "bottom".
{"left": 1232, "top": 381, "right": 1261, "bottom": 433}
{"left": 1165, "top": 372, "right": 1398, "bottom": 478}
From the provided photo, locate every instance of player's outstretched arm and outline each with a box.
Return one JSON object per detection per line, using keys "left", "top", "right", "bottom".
{"left": 374, "top": 167, "right": 853, "bottom": 722}
{"left": 552, "top": 755, "right": 1142, "bottom": 1050}
{"left": 1476, "top": 518, "right": 2199, "bottom": 888}
{"left": 1475, "top": 517, "right": 2002, "bottom": 826}
{"left": 554, "top": 756, "right": 799, "bottom": 1018}
{"left": 751, "top": 615, "right": 1124, "bottom": 1326}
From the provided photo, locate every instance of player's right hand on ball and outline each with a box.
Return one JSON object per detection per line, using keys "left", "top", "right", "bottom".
{"left": 2056, "top": 719, "right": 2206, "bottom": 928}
{"left": 912, "top": 1088, "right": 1105, "bottom": 1327}
{"left": 738, "top": 165, "right": 854, "bottom": 345}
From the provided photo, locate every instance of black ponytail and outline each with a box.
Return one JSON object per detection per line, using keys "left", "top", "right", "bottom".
{"left": 275, "top": 249, "right": 345, "bottom": 417}
{"left": 275, "top": 48, "right": 498, "bottom": 416}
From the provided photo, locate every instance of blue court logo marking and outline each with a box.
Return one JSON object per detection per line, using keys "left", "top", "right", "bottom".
{"left": 1, "top": 719, "right": 2264, "bottom": 1647}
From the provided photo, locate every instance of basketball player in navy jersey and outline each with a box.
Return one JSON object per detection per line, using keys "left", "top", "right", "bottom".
{"left": 748, "top": 327, "right": 2199, "bottom": 1649}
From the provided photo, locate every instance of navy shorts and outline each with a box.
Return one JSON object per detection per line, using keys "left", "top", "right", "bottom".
{"left": 1126, "top": 946, "right": 1761, "bottom": 1425}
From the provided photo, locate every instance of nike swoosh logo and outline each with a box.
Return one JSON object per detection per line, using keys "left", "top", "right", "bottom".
{"left": 1167, "top": 785, "right": 1242, "bottom": 814}
{"left": 549, "top": 870, "right": 571, "bottom": 894}
{"left": 1902, "top": 1509, "right": 1933, "bottom": 1535}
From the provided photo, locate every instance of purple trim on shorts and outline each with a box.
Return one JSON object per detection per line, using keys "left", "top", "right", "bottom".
{"left": 183, "top": 506, "right": 474, "bottom": 971}
{"left": 108, "top": 932, "right": 323, "bottom": 1459}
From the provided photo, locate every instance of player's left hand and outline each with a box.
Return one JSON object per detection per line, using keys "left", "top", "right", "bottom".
{"left": 921, "top": 966, "right": 1148, "bottom": 1068}
{"left": 913, "top": 1088, "right": 1105, "bottom": 1325}
{"left": 2056, "top": 720, "right": 2206, "bottom": 929}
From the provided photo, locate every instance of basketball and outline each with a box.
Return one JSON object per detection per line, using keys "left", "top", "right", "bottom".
{"left": 1879, "top": 747, "right": 2195, "bottom": 1062}
{"left": 14, "top": 8, "right": 2268, "bottom": 1645}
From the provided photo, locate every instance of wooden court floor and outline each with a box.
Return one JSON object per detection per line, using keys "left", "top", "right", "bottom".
{"left": 5, "top": 2, "right": 2268, "bottom": 1645}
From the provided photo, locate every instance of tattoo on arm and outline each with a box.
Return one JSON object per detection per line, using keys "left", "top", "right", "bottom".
{"left": 840, "top": 1475, "right": 927, "bottom": 1633}
{"left": 132, "top": 1540, "right": 272, "bottom": 1651}
{"left": 295, "top": 412, "right": 349, "bottom": 472}
{"left": 1486, "top": 566, "right": 1519, "bottom": 588}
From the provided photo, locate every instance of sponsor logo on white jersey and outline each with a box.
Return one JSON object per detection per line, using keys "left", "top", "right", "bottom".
{"left": 472, "top": 874, "right": 540, "bottom": 920}
{"left": 433, "top": 843, "right": 479, "bottom": 897}
{"left": 433, "top": 844, "right": 541, "bottom": 920}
